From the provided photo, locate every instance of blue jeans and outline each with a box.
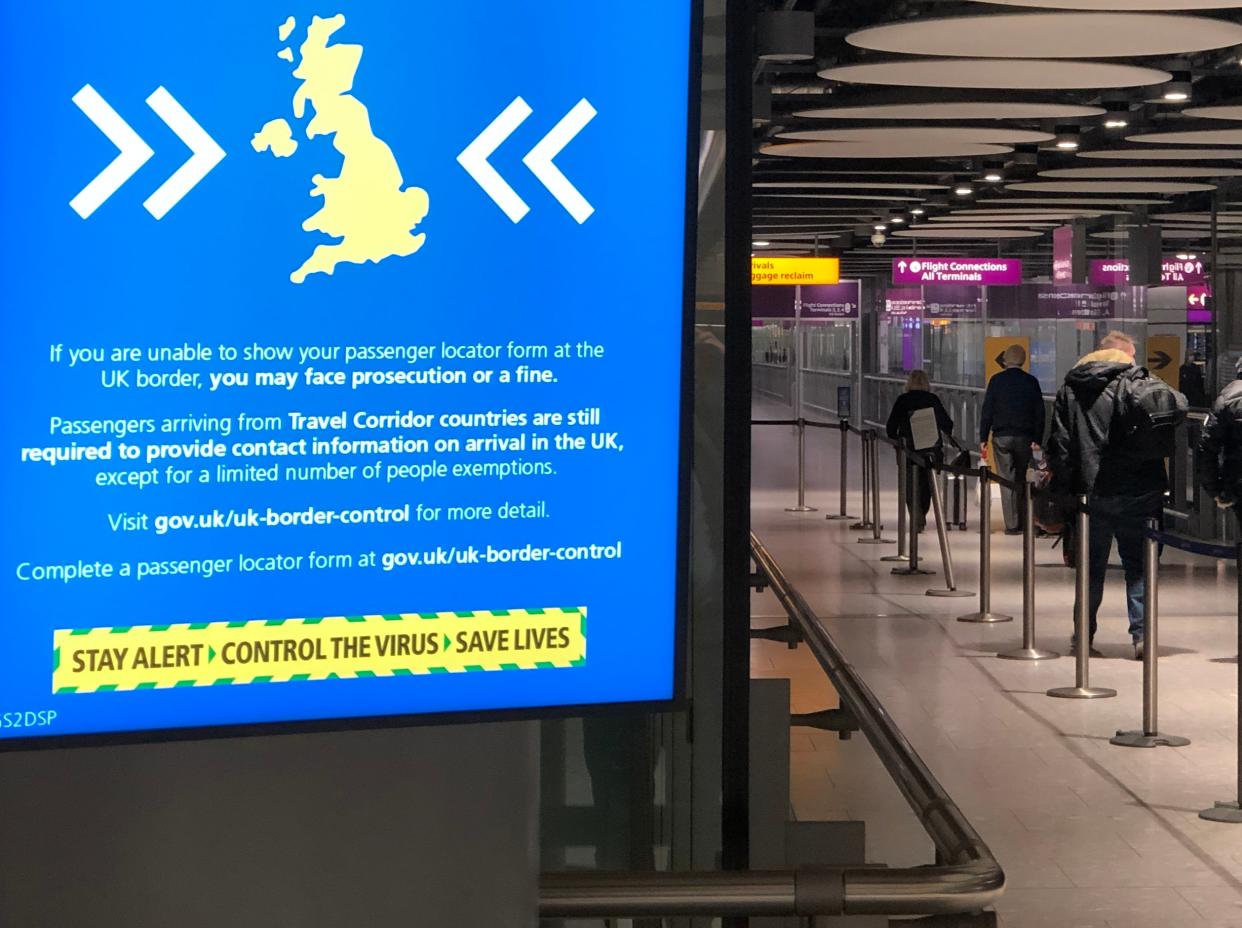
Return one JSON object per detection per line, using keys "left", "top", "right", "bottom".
{"left": 1073, "top": 494, "right": 1161, "bottom": 643}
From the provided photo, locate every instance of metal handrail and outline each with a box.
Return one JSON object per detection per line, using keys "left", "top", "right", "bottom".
{"left": 538, "top": 535, "right": 1005, "bottom": 920}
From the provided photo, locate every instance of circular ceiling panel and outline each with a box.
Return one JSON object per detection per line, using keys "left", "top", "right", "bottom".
{"left": 1039, "top": 165, "right": 1242, "bottom": 177}
{"left": 892, "top": 228, "right": 1044, "bottom": 239}
{"left": 1183, "top": 105, "right": 1242, "bottom": 120}
{"left": 776, "top": 127, "right": 1054, "bottom": 144}
{"left": 977, "top": 197, "right": 1167, "bottom": 205}
{"left": 758, "top": 141, "right": 1015, "bottom": 158}
{"left": 950, "top": 208, "right": 1125, "bottom": 216}
{"left": 1078, "top": 148, "right": 1242, "bottom": 159}
{"left": 847, "top": 13, "right": 1242, "bottom": 59}
{"left": 817, "top": 60, "right": 1171, "bottom": 90}
{"left": 793, "top": 101, "right": 1105, "bottom": 120}
{"left": 1154, "top": 212, "right": 1242, "bottom": 221}
{"left": 968, "top": 0, "right": 1242, "bottom": 8}
{"left": 1092, "top": 229, "right": 1220, "bottom": 239}
{"left": 1007, "top": 180, "right": 1214, "bottom": 192}
{"left": 1127, "top": 128, "right": 1242, "bottom": 144}
{"left": 756, "top": 193, "right": 929, "bottom": 201}
{"left": 755, "top": 182, "right": 950, "bottom": 190}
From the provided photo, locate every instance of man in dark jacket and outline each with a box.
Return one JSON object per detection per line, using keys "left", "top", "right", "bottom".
{"left": 980, "top": 344, "right": 1046, "bottom": 534}
{"left": 1046, "top": 331, "right": 1169, "bottom": 660}
{"left": 1197, "top": 358, "right": 1242, "bottom": 508}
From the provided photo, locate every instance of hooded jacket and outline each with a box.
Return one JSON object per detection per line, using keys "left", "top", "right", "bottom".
{"left": 1046, "top": 349, "right": 1168, "bottom": 498}
{"left": 1197, "top": 378, "right": 1242, "bottom": 501}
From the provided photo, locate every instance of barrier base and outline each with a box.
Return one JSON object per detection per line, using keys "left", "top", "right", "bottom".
{"left": 998, "top": 647, "right": 1059, "bottom": 661}
{"left": 1047, "top": 685, "right": 1117, "bottom": 699}
{"left": 850, "top": 521, "right": 875, "bottom": 531}
{"left": 957, "top": 611, "right": 1014, "bottom": 624}
{"left": 786, "top": 505, "right": 818, "bottom": 513}
{"left": 880, "top": 554, "right": 909, "bottom": 563}
{"left": 1200, "top": 801, "right": 1242, "bottom": 824}
{"left": 858, "top": 537, "right": 896, "bottom": 545}
{"left": 825, "top": 513, "right": 855, "bottom": 521}
{"left": 927, "top": 589, "right": 975, "bottom": 598}
{"left": 1111, "top": 729, "right": 1190, "bottom": 749}
{"left": 891, "top": 566, "right": 934, "bottom": 576}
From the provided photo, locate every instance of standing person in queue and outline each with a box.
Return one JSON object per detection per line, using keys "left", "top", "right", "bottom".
{"left": 886, "top": 369, "right": 953, "bottom": 533}
{"left": 1046, "top": 331, "right": 1186, "bottom": 659}
{"left": 979, "top": 344, "right": 1046, "bottom": 535}
{"left": 1197, "top": 357, "right": 1242, "bottom": 516}
{"left": 1180, "top": 353, "right": 1209, "bottom": 409}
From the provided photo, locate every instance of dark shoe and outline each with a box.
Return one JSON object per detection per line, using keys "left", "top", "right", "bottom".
{"left": 1069, "top": 638, "right": 1104, "bottom": 659}
{"left": 1004, "top": 528, "right": 1023, "bottom": 536}
{"left": 1133, "top": 641, "right": 1145, "bottom": 661}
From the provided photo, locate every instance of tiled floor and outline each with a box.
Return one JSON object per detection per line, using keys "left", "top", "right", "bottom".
{"left": 752, "top": 412, "right": 1242, "bottom": 927}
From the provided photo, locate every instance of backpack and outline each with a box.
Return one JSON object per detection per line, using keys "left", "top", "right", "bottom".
{"left": 1115, "top": 369, "right": 1188, "bottom": 460}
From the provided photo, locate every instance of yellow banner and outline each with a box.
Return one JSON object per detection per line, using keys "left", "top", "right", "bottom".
{"left": 751, "top": 256, "right": 840, "bottom": 286}
{"left": 985, "top": 336, "right": 1030, "bottom": 382}
{"left": 1146, "top": 334, "right": 1182, "bottom": 391}
{"left": 52, "top": 608, "right": 586, "bottom": 694}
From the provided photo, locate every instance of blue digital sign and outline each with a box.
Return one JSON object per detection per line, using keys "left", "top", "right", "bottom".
{"left": 0, "top": 1, "right": 694, "bottom": 745}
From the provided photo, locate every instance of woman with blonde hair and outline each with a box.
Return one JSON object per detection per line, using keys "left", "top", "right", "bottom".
{"left": 886, "top": 369, "right": 954, "bottom": 531}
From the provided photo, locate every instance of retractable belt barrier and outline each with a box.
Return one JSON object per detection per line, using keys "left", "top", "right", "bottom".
{"left": 1113, "top": 527, "right": 1242, "bottom": 821}
{"left": 762, "top": 413, "right": 1242, "bottom": 824}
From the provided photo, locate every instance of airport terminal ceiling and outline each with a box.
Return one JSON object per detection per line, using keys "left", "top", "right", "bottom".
{"left": 753, "top": 0, "right": 1242, "bottom": 279}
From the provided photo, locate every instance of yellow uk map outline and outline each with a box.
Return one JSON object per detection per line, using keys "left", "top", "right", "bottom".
{"left": 252, "top": 14, "right": 430, "bottom": 284}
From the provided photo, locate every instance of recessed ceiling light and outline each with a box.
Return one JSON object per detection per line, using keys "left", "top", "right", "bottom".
{"left": 984, "top": 171, "right": 1004, "bottom": 182}
{"left": 955, "top": 185, "right": 974, "bottom": 196}
{"left": 911, "top": 207, "right": 926, "bottom": 215}
{"left": 874, "top": 224, "right": 888, "bottom": 230}
{"left": 1163, "top": 73, "right": 1193, "bottom": 101}
{"left": 752, "top": 241, "right": 771, "bottom": 247}
{"left": 1105, "top": 119, "right": 1129, "bottom": 128}
{"left": 891, "top": 216, "right": 906, "bottom": 223}
{"left": 1054, "top": 126, "right": 1082, "bottom": 150}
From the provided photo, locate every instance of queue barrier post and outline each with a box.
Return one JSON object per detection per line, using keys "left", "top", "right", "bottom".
{"left": 925, "top": 457, "right": 974, "bottom": 599}
{"left": 1200, "top": 539, "right": 1242, "bottom": 823}
{"left": 958, "top": 467, "right": 1012, "bottom": 622}
{"left": 785, "top": 418, "right": 818, "bottom": 513}
{"left": 891, "top": 446, "right": 933, "bottom": 577}
{"left": 1112, "top": 519, "right": 1189, "bottom": 749}
{"left": 826, "top": 420, "right": 854, "bottom": 521}
{"left": 882, "top": 439, "right": 910, "bottom": 563}
{"left": 850, "top": 427, "right": 875, "bottom": 532}
{"left": 859, "top": 431, "right": 895, "bottom": 546}
{"left": 998, "top": 480, "right": 1059, "bottom": 661}
{"left": 1048, "top": 495, "right": 1116, "bottom": 699}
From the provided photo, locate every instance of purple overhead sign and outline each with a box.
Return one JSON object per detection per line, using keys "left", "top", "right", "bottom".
{"left": 1089, "top": 257, "right": 1207, "bottom": 287}
{"left": 892, "top": 257, "right": 1022, "bottom": 286}
{"left": 989, "top": 284, "right": 1128, "bottom": 320}
{"left": 924, "top": 285, "right": 982, "bottom": 318}
{"left": 800, "top": 282, "right": 860, "bottom": 319}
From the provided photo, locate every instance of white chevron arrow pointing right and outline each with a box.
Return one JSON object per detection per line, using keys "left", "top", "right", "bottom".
{"left": 69, "top": 85, "right": 154, "bottom": 219}
{"left": 143, "top": 86, "right": 226, "bottom": 220}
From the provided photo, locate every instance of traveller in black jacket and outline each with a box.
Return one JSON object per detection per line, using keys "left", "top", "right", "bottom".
{"left": 886, "top": 369, "right": 953, "bottom": 532}
{"left": 1197, "top": 358, "right": 1242, "bottom": 507}
{"left": 980, "top": 344, "right": 1045, "bottom": 535}
{"left": 1046, "top": 331, "right": 1170, "bottom": 660}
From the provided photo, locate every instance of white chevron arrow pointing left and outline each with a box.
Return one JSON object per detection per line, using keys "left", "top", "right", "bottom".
{"left": 523, "top": 99, "right": 597, "bottom": 224}
{"left": 69, "top": 85, "right": 154, "bottom": 219}
{"left": 143, "top": 86, "right": 225, "bottom": 220}
{"left": 458, "top": 97, "right": 533, "bottom": 224}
